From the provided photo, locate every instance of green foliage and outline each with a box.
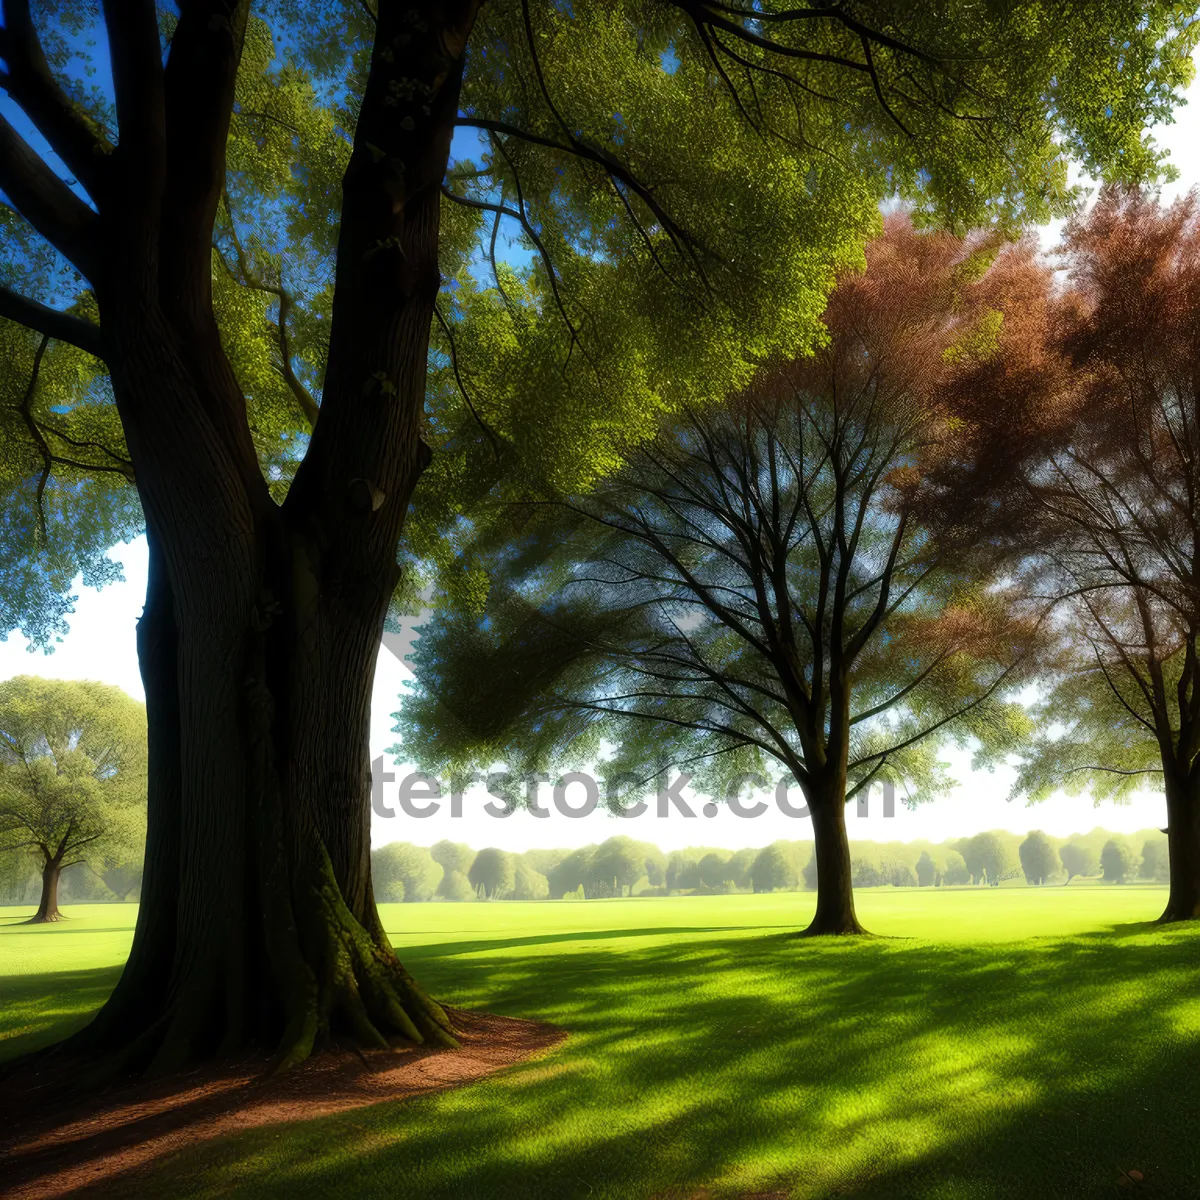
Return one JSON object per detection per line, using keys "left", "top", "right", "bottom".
{"left": 916, "top": 851, "right": 937, "bottom": 888}
{"left": 371, "top": 842, "right": 442, "bottom": 903}
{"left": 97, "top": 857, "right": 142, "bottom": 902}
{"left": 430, "top": 839, "right": 475, "bottom": 877}
{"left": 469, "top": 847, "right": 517, "bottom": 900}
{"left": 1060, "top": 839, "right": 1101, "bottom": 883}
{"left": 0, "top": 676, "right": 146, "bottom": 879}
{"left": 941, "top": 850, "right": 971, "bottom": 886}
{"left": 697, "top": 851, "right": 731, "bottom": 890}
{"left": 1018, "top": 831, "right": 1059, "bottom": 886}
{"left": 1100, "top": 838, "right": 1140, "bottom": 884}
{"left": 751, "top": 843, "right": 799, "bottom": 893}
{"left": 590, "top": 837, "right": 650, "bottom": 897}
{"left": 1141, "top": 836, "right": 1171, "bottom": 883}
{"left": 958, "top": 832, "right": 1021, "bottom": 886}
{"left": 547, "top": 847, "right": 595, "bottom": 899}
{"left": 2, "top": 0, "right": 1196, "bottom": 658}
{"left": 436, "top": 870, "right": 476, "bottom": 903}
{"left": 512, "top": 861, "right": 550, "bottom": 902}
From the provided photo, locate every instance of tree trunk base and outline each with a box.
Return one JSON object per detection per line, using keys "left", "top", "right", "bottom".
{"left": 22, "top": 912, "right": 66, "bottom": 925}
{"left": 12, "top": 850, "right": 458, "bottom": 1092}
{"left": 1156, "top": 900, "right": 1200, "bottom": 924}
{"left": 797, "top": 915, "right": 870, "bottom": 937}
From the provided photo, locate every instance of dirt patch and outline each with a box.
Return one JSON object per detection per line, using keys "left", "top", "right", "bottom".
{"left": 0, "top": 1008, "right": 564, "bottom": 1199}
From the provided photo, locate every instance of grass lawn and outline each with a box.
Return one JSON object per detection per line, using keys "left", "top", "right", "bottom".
{"left": 3, "top": 886, "right": 1199, "bottom": 1199}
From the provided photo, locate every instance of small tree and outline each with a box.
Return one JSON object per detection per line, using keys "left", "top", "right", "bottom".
{"left": 726, "top": 848, "right": 757, "bottom": 891}
{"left": 437, "top": 870, "right": 476, "bottom": 902}
{"left": 591, "top": 837, "right": 647, "bottom": 897}
{"left": 697, "top": 851, "right": 733, "bottom": 890}
{"left": 469, "top": 847, "right": 516, "bottom": 900}
{"left": 915, "top": 851, "right": 938, "bottom": 887}
{"left": 0, "top": 677, "right": 145, "bottom": 923}
{"left": 99, "top": 858, "right": 144, "bottom": 903}
{"left": 752, "top": 843, "right": 797, "bottom": 893}
{"left": 547, "top": 847, "right": 594, "bottom": 899}
{"left": 1019, "top": 831, "right": 1059, "bottom": 886}
{"left": 512, "top": 861, "right": 550, "bottom": 901}
{"left": 371, "top": 843, "right": 442, "bottom": 903}
{"left": 667, "top": 852, "right": 702, "bottom": 893}
{"left": 942, "top": 850, "right": 971, "bottom": 886}
{"left": 430, "top": 840, "right": 475, "bottom": 877}
{"left": 1101, "top": 839, "right": 1140, "bottom": 884}
{"left": 1141, "top": 837, "right": 1171, "bottom": 882}
{"left": 1060, "top": 840, "right": 1100, "bottom": 883}
{"left": 963, "top": 832, "right": 1020, "bottom": 886}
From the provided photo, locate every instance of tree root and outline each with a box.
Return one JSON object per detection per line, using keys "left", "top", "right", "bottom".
{"left": 270, "top": 846, "right": 458, "bottom": 1073}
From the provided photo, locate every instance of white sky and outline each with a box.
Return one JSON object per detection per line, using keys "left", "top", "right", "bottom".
{"left": 5, "top": 72, "right": 1199, "bottom": 855}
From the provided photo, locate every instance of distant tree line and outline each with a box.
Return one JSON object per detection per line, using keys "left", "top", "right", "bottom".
{"left": 366, "top": 827, "right": 1171, "bottom": 903}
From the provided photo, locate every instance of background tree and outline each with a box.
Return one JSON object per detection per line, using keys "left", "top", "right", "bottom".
{"left": 590, "top": 837, "right": 649, "bottom": 897}
{"left": 522, "top": 848, "right": 571, "bottom": 879}
{"left": 666, "top": 851, "right": 702, "bottom": 893}
{"left": 98, "top": 855, "right": 144, "bottom": 903}
{"left": 751, "top": 843, "right": 798, "bottom": 893}
{"left": 0, "top": 677, "right": 145, "bottom": 923}
{"left": 960, "top": 832, "right": 1020, "bottom": 886}
{"left": 947, "top": 191, "right": 1200, "bottom": 922}
{"left": 1059, "top": 840, "right": 1101, "bottom": 884}
{"left": 915, "top": 850, "right": 938, "bottom": 887}
{"left": 697, "top": 851, "right": 732, "bottom": 891}
{"left": 402, "top": 220, "right": 1045, "bottom": 935}
{"left": 941, "top": 850, "right": 970, "bottom": 886}
{"left": 469, "top": 847, "right": 516, "bottom": 900}
{"left": 1019, "top": 831, "right": 1059, "bottom": 886}
{"left": 548, "top": 847, "right": 595, "bottom": 899}
{"left": 1, "top": 0, "right": 1192, "bottom": 1071}
{"left": 512, "top": 860, "right": 549, "bottom": 901}
{"left": 1101, "top": 838, "right": 1140, "bottom": 884}
{"left": 1141, "top": 836, "right": 1171, "bottom": 882}
{"left": 725, "top": 848, "right": 757, "bottom": 891}
{"left": 437, "top": 870, "right": 476, "bottom": 902}
{"left": 430, "top": 839, "right": 475, "bottom": 878}
{"left": 371, "top": 842, "right": 442, "bottom": 903}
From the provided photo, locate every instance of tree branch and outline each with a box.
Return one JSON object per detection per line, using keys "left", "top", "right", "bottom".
{"left": 0, "top": 0, "right": 112, "bottom": 196}
{"left": 0, "top": 113, "right": 99, "bottom": 275}
{"left": 0, "top": 285, "right": 104, "bottom": 358}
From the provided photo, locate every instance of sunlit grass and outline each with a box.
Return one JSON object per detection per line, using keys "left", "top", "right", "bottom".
{"left": 3, "top": 887, "right": 1198, "bottom": 1198}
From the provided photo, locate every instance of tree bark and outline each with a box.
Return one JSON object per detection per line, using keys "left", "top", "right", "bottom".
{"left": 28, "top": 1, "right": 482, "bottom": 1081}
{"left": 1160, "top": 770, "right": 1200, "bottom": 923}
{"left": 803, "top": 778, "right": 866, "bottom": 936}
{"left": 26, "top": 857, "right": 63, "bottom": 924}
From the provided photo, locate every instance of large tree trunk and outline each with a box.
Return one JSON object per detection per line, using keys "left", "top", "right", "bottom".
{"left": 38, "top": 1, "right": 481, "bottom": 1081}
{"left": 803, "top": 777, "right": 866, "bottom": 936}
{"left": 1160, "top": 770, "right": 1200, "bottom": 923}
{"left": 26, "top": 858, "right": 63, "bottom": 925}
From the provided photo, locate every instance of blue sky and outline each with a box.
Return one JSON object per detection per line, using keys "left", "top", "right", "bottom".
{"left": 3, "top": 41, "right": 1198, "bottom": 853}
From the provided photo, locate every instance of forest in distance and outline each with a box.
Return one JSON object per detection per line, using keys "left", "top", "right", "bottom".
{"left": 4, "top": 826, "right": 1169, "bottom": 908}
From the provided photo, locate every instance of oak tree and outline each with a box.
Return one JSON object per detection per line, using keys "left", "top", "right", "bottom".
{"left": 0, "top": 0, "right": 1192, "bottom": 1070}
{"left": 0, "top": 676, "right": 145, "bottom": 922}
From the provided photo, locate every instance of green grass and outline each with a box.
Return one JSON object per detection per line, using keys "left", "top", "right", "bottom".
{"left": 3, "top": 887, "right": 1199, "bottom": 1199}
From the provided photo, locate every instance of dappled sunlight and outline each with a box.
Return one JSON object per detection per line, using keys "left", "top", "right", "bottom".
{"left": 4, "top": 891, "right": 1200, "bottom": 1197}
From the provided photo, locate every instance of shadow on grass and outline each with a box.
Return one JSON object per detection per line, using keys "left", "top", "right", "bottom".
{"left": 0, "top": 965, "right": 122, "bottom": 1059}
{"left": 6, "top": 925, "right": 1200, "bottom": 1200}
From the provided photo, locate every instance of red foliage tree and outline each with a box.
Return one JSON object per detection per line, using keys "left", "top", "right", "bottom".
{"left": 939, "top": 189, "right": 1200, "bottom": 923}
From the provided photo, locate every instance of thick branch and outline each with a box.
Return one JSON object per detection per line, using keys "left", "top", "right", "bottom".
{"left": 0, "top": 285, "right": 104, "bottom": 358}
{"left": 0, "top": 114, "right": 99, "bottom": 275}
{"left": 0, "top": 0, "right": 112, "bottom": 195}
